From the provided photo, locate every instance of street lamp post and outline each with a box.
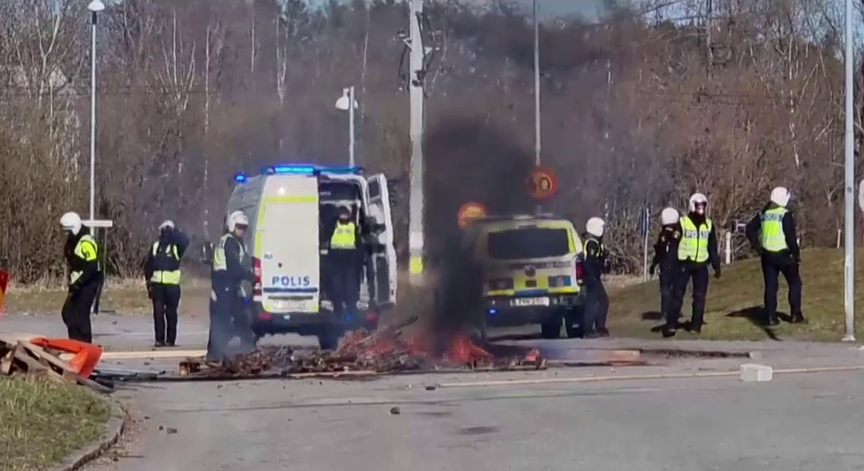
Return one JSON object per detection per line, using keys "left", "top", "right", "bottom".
{"left": 843, "top": 0, "right": 855, "bottom": 342}
{"left": 335, "top": 86, "right": 358, "bottom": 166}
{"left": 88, "top": 0, "right": 105, "bottom": 221}
{"left": 533, "top": 0, "right": 541, "bottom": 167}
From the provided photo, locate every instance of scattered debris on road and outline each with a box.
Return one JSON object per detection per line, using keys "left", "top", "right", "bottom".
{"left": 178, "top": 316, "right": 546, "bottom": 380}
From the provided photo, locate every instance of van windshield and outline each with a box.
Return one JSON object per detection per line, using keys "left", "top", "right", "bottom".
{"left": 487, "top": 227, "right": 571, "bottom": 260}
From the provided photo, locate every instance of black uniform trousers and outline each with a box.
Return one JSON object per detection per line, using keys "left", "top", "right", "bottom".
{"left": 668, "top": 262, "right": 709, "bottom": 329}
{"left": 151, "top": 283, "right": 181, "bottom": 345}
{"left": 61, "top": 280, "right": 99, "bottom": 343}
{"left": 206, "top": 284, "right": 254, "bottom": 362}
{"left": 761, "top": 253, "right": 802, "bottom": 321}
{"left": 328, "top": 249, "right": 360, "bottom": 317}
{"left": 658, "top": 268, "right": 676, "bottom": 320}
{"left": 582, "top": 278, "right": 609, "bottom": 334}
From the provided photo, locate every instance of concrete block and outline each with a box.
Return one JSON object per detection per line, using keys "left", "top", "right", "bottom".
{"left": 739, "top": 363, "right": 773, "bottom": 382}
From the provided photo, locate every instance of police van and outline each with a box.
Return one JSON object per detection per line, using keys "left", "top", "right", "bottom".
{"left": 224, "top": 164, "right": 397, "bottom": 349}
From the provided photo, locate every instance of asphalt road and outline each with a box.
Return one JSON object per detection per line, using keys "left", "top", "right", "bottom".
{"left": 6, "top": 314, "right": 864, "bottom": 470}
{"left": 84, "top": 368, "right": 864, "bottom": 471}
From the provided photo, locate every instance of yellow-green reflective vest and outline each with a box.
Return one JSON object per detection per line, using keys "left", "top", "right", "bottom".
{"left": 678, "top": 216, "right": 712, "bottom": 263}
{"left": 150, "top": 242, "right": 181, "bottom": 285}
{"left": 212, "top": 233, "right": 245, "bottom": 272}
{"left": 330, "top": 222, "right": 356, "bottom": 250}
{"left": 760, "top": 207, "right": 788, "bottom": 252}
{"left": 70, "top": 234, "right": 99, "bottom": 285}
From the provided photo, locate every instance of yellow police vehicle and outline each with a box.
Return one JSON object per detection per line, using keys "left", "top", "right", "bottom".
{"left": 453, "top": 214, "right": 587, "bottom": 339}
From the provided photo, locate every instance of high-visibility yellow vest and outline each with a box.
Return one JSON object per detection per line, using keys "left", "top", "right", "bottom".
{"left": 585, "top": 236, "right": 606, "bottom": 258}
{"left": 330, "top": 222, "right": 356, "bottom": 250}
{"left": 678, "top": 216, "right": 712, "bottom": 263}
{"left": 150, "top": 242, "right": 181, "bottom": 285}
{"left": 70, "top": 234, "right": 99, "bottom": 285}
{"left": 212, "top": 233, "right": 245, "bottom": 272}
{"left": 760, "top": 207, "right": 788, "bottom": 252}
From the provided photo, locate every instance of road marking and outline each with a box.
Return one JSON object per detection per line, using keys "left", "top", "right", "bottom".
{"left": 59, "top": 349, "right": 206, "bottom": 361}
{"left": 437, "top": 365, "right": 864, "bottom": 388}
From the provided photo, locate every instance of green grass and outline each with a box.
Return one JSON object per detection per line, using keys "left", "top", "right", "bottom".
{"left": 608, "top": 248, "right": 863, "bottom": 341}
{"left": 4, "top": 278, "right": 210, "bottom": 316}
{"left": 0, "top": 376, "right": 110, "bottom": 471}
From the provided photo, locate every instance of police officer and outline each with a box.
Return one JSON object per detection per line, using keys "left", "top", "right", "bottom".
{"left": 581, "top": 217, "right": 611, "bottom": 338}
{"left": 745, "top": 186, "right": 806, "bottom": 325}
{"left": 325, "top": 206, "right": 360, "bottom": 318}
{"left": 59, "top": 212, "right": 102, "bottom": 343}
{"left": 206, "top": 211, "right": 256, "bottom": 362}
{"left": 144, "top": 220, "right": 189, "bottom": 347}
{"left": 664, "top": 193, "right": 721, "bottom": 336}
{"left": 649, "top": 207, "right": 682, "bottom": 320}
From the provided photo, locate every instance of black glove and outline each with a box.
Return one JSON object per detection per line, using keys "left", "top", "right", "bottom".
{"left": 649, "top": 264, "right": 656, "bottom": 276}
{"left": 146, "top": 282, "right": 153, "bottom": 299}
{"left": 714, "top": 268, "right": 722, "bottom": 279}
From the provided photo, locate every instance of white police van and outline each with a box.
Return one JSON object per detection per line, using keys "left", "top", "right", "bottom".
{"left": 226, "top": 164, "right": 397, "bottom": 349}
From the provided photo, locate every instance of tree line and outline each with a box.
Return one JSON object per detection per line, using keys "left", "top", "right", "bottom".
{"left": 1, "top": 0, "right": 863, "bottom": 282}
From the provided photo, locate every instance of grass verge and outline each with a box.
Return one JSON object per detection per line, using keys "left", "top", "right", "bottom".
{"left": 0, "top": 376, "right": 110, "bottom": 471}
{"left": 608, "top": 248, "right": 863, "bottom": 341}
{"left": 4, "top": 278, "right": 210, "bottom": 316}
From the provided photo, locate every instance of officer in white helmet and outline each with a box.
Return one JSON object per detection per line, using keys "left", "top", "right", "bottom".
{"left": 580, "top": 217, "right": 611, "bottom": 338}
{"left": 649, "top": 207, "right": 682, "bottom": 321}
{"left": 144, "top": 220, "right": 190, "bottom": 347}
{"left": 664, "top": 193, "right": 721, "bottom": 336}
{"left": 206, "top": 210, "right": 256, "bottom": 362}
{"left": 745, "top": 186, "right": 805, "bottom": 325}
{"left": 59, "top": 211, "right": 102, "bottom": 343}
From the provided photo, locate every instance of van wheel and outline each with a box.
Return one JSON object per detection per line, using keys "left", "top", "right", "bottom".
{"left": 564, "top": 307, "right": 585, "bottom": 339}
{"left": 317, "top": 327, "right": 344, "bottom": 351}
{"left": 540, "top": 316, "right": 562, "bottom": 339}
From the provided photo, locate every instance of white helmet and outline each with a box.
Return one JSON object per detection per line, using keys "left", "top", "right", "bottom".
{"left": 770, "top": 186, "right": 790, "bottom": 207}
{"left": 586, "top": 217, "right": 605, "bottom": 237}
{"left": 159, "top": 220, "right": 175, "bottom": 230}
{"left": 59, "top": 212, "right": 83, "bottom": 236}
{"left": 688, "top": 193, "right": 708, "bottom": 213}
{"left": 661, "top": 207, "right": 680, "bottom": 225}
{"left": 227, "top": 210, "right": 249, "bottom": 232}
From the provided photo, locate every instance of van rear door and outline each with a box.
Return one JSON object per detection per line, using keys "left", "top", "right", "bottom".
{"left": 255, "top": 175, "right": 320, "bottom": 315}
{"left": 366, "top": 174, "right": 397, "bottom": 306}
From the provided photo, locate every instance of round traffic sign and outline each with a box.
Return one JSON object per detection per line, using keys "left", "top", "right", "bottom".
{"left": 457, "top": 202, "right": 488, "bottom": 227}
{"left": 527, "top": 167, "right": 557, "bottom": 199}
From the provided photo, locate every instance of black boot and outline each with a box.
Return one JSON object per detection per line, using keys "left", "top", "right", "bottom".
{"left": 791, "top": 313, "right": 808, "bottom": 324}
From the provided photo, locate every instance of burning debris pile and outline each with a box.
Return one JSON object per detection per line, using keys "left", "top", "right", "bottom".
{"left": 181, "top": 317, "right": 544, "bottom": 379}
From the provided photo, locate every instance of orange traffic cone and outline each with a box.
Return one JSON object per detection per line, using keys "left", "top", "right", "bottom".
{"left": 29, "top": 337, "right": 103, "bottom": 378}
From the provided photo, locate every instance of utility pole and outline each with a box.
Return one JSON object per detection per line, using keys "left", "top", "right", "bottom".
{"left": 843, "top": 0, "right": 855, "bottom": 342}
{"left": 533, "top": 0, "right": 541, "bottom": 166}
{"left": 408, "top": 0, "right": 426, "bottom": 286}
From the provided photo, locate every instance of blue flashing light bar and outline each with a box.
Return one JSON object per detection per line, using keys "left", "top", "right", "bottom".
{"left": 234, "top": 173, "right": 247, "bottom": 183}
{"left": 261, "top": 164, "right": 363, "bottom": 176}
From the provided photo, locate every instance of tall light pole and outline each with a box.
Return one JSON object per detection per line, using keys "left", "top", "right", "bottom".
{"left": 843, "top": 0, "right": 856, "bottom": 342}
{"left": 335, "top": 86, "right": 358, "bottom": 166}
{"left": 408, "top": 0, "right": 425, "bottom": 286}
{"left": 88, "top": 0, "right": 105, "bottom": 221}
{"left": 533, "top": 0, "right": 541, "bottom": 167}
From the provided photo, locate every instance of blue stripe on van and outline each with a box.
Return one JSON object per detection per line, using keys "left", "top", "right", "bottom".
{"left": 514, "top": 289, "right": 547, "bottom": 296}
{"left": 262, "top": 287, "right": 319, "bottom": 294}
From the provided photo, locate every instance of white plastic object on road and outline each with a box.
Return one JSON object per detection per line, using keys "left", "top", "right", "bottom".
{"left": 739, "top": 363, "right": 773, "bottom": 382}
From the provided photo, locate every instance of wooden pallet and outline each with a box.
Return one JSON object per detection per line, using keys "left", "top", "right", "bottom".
{"left": 0, "top": 338, "right": 113, "bottom": 394}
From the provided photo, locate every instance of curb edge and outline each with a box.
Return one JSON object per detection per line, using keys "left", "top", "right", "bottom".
{"left": 50, "top": 398, "right": 126, "bottom": 471}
